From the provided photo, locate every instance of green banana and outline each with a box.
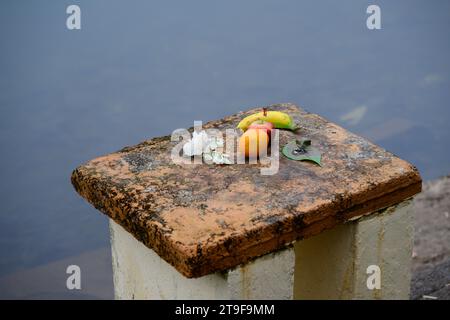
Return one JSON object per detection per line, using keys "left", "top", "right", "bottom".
{"left": 237, "top": 110, "right": 296, "bottom": 131}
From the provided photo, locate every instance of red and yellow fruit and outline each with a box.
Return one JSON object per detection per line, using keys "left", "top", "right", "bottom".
{"left": 248, "top": 120, "right": 274, "bottom": 135}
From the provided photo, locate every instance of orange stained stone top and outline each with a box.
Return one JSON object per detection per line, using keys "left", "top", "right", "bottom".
{"left": 71, "top": 103, "right": 422, "bottom": 278}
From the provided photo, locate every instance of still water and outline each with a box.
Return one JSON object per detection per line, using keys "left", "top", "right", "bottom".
{"left": 0, "top": 0, "right": 449, "bottom": 298}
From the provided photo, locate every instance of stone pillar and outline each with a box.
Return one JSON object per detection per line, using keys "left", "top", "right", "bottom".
{"left": 71, "top": 103, "right": 421, "bottom": 300}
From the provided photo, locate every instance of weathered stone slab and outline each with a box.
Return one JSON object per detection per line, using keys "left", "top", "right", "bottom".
{"left": 71, "top": 103, "right": 421, "bottom": 278}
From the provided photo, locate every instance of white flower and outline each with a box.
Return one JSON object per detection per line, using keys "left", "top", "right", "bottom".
{"left": 183, "top": 131, "right": 209, "bottom": 156}
{"left": 182, "top": 131, "right": 231, "bottom": 164}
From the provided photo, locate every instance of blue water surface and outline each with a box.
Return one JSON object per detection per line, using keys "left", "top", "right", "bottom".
{"left": 0, "top": 0, "right": 449, "bottom": 298}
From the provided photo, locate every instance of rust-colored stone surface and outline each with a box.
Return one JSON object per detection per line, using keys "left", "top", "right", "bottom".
{"left": 71, "top": 103, "right": 422, "bottom": 278}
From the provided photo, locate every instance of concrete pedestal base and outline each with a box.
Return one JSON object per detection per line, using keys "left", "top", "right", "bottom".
{"left": 110, "top": 200, "right": 414, "bottom": 300}
{"left": 294, "top": 199, "right": 414, "bottom": 299}
{"left": 110, "top": 220, "right": 294, "bottom": 299}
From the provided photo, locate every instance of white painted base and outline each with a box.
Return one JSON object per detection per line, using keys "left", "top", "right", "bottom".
{"left": 109, "top": 220, "right": 294, "bottom": 299}
{"left": 110, "top": 200, "right": 414, "bottom": 300}
{"left": 294, "top": 200, "right": 414, "bottom": 299}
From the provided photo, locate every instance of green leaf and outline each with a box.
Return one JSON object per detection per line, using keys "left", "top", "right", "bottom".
{"left": 282, "top": 139, "right": 322, "bottom": 166}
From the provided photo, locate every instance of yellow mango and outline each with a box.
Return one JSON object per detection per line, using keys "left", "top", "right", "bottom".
{"left": 238, "top": 129, "right": 269, "bottom": 159}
